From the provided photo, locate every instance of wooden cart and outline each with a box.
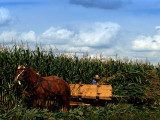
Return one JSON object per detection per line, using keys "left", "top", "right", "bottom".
{"left": 69, "top": 83, "right": 112, "bottom": 106}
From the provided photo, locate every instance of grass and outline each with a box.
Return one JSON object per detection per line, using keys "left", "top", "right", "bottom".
{"left": 1, "top": 100, "right": 160, "bottom": 120}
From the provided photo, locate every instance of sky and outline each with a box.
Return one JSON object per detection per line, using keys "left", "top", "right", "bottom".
{"left": 1, "top": 0, "right": 160, "bottom": 64}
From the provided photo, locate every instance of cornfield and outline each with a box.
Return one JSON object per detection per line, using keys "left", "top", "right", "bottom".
{"left": 0, "top": 43, "right": 160, "bottom": 119}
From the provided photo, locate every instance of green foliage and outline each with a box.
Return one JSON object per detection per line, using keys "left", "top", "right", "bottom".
{"left": 0, "top": 43, "right": 160, "bottom": 119}
{"left": 1, "top": 103, "right": 160, "bottom": 120}
{"left": 0, "top": 44, "right": 159, "bottom": 101}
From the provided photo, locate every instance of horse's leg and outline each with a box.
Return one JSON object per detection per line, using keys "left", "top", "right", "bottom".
{"left": 40, "top": 96, "right": 46, "bottom": 109}
{"left": 61, "top": 95, "right": 70, "bottom": 112}
{"left": 55, "top": 95, "right": 63, "bottom": 111}
{"left": 33, "top": 98, "right": 37, "bottom": 108}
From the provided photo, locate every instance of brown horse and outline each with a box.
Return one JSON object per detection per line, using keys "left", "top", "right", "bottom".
{"left": 14, "top": 65, "right": 70, "bottom": 111}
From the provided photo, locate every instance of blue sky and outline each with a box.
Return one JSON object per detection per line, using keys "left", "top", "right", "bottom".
{"left": 1, "top": 0, "right": 160, "bottom": 64}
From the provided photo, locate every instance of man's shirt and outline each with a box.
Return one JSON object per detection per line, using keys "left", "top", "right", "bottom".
{"left": 91, "top": 80, "right": 98, "bottom": 85}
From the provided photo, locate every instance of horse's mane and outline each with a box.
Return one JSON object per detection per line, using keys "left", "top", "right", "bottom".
{"left": 25, "top": 67, "right": 40, "bottom": 77}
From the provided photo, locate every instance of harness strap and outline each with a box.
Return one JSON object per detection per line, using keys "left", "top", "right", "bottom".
{"left": 42, "top": 78, "right": 62, "bottom": 96}
{"left": 28, "top": 77, "right": 59, "bottom": 96}
{"left": 43, "top": 80, "right": 53, "bottom": 96}
{"left": 47, "top": 80, "right": 52, "bottom": 92}
{"left": 17, "top": 70, "right": 24, "bottom": 79}
{"left": 28, "top": 80, "right": 41, "bottom": 94}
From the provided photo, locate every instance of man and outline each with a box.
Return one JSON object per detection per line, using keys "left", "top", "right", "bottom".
{"left": 91, "top": 75, "right": 100, "bottom": 85}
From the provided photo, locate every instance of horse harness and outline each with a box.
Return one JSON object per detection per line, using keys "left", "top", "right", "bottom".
{"left": 28, "top": 76, "right": 61, "bottom": 96}
{"left": 16, "top": 69, "right": 61, "bottom": 96}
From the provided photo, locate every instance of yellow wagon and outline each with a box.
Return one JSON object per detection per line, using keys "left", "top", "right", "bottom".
{"left": 69, "top": 83, "right": 112, "bottom": 106}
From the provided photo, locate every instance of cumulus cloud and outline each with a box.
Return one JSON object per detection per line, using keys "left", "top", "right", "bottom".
{"left": 73, "top": 22, "right": 120, "bottom": 47}
{"left": 0, "top": 30, "right": 36, "bottom": 43}
{"left": 69, "top": 0, "right": 130, "bottom": 10}
{"left": 155, "top": 26, "right": 160, "bottom": 30}
{"left": 132, "top": 26, "right": 160, "bottom": 51}
{"left": 0, "top": 22, "right": 120, "bottom": 56}
{"left": 38, "top": 22, "right": 120, "bottom": 49}
{"left": 0, "top": 7, "right": 12, "bottom": 26}
{"left": 39, "top": 27, "right": 74, "bottom": 44}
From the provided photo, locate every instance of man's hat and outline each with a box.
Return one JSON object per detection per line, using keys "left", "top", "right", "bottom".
{"left": 94, "top": 75, "right": 100, "bottom": 79}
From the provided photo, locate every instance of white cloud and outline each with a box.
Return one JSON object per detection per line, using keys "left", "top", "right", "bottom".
{"left": 39, "top": 27, "right": 74, "bottom": 44}
{"left": 38, "top": 22, "right": 120, "bottom": 48}
{"left": 2, "top": 23, "right": 160, "bottom": 64}
{"left": 73, "top": 22, "right": 120, "bottom": 47}
{"left": 0, "top": 31, "right": 16, "bottom": 41}
{"left": 0, "top": 21, "right": 120, "bottom": 58}
{"left": 155, "top": 26, "right": 160, "bottom": 30}
{"left": 132, "top": 27, "right": 160, "bottom": 51}
{"left": 19, "top": 31, "right": 36, "bottom": 42}
{"left": 0, "top": 7, "right": 12, "bottom": 26}
{"left": 0, "top": 30, "right": 36, "bottom": 43}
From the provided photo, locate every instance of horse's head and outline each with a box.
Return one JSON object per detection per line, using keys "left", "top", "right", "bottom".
{"left": 14, "top": 65, "right": 40, "bottom": 85}
{"left": 14, "top": 65, "right": 29, "bottom": 85}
